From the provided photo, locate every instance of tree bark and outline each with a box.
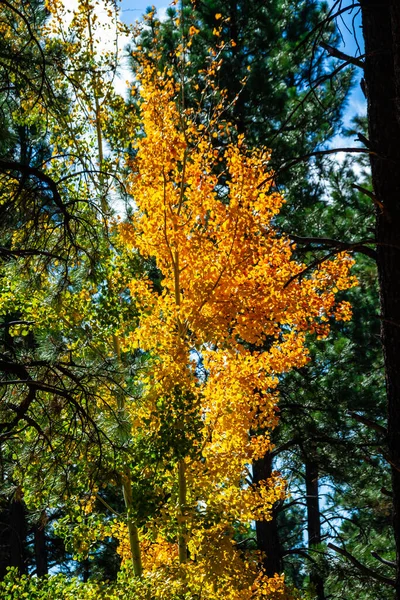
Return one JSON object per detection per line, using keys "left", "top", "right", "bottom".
{"left": 360, "top": 1, "right": 400, "bottom": 596}
{"left": 34, "top": 512, "right": 48, "bottom": 577}
{"left": 229, "top": 0, "right": 245, "bottom": 134}
{"left": 305, "top": 458, "right": 325, "bottom": 600}
{"left": 82, "top": 557, "right": 90, "bottom": 582}
{"left": 253, "top": 452, "right": 283, "bottom": 576}
{"left": 9, "top": 493, "right": 27, "bottom": 575}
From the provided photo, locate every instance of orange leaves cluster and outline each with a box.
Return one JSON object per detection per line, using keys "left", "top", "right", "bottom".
{"left": 120, "top": 65, "right": 355, "bottom": 353}
{"left": 114, "top": 60, "right": 357, "bottom": 594}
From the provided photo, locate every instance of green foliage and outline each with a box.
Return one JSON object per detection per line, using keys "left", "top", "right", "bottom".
{"left": 0, "top": 567, "right": 153, "bottom": 600}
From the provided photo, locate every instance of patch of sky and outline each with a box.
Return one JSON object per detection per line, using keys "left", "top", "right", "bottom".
{"left": 327, "top": 1, "right": 366, "bottom": 143}
{"left": 120, "top": 0, "right": 170, "bottom": 26}
{"left": 276, "top": 456, "right": 350, "bottom": 550}
{"left": 299, "top": 2, "right": 367, "bottom": 202}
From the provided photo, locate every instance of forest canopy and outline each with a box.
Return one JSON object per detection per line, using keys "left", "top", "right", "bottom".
{"left": 0, "top": 1, "right": 398, "bottom": 599}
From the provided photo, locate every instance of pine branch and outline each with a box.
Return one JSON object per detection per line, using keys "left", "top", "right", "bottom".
{"left": 320, "top": 41, "right": 365, "bottom": 68}
{"left": 0, "top": 159, "right": 71, "bottom": 224}
{"left": 0, "top": 247, "right": 66, "bottom": 261}
{"left": 290, "top": 234, "right": 377, "bottom": 260}
{"left": 347, "top": 411, "right": 387, "bottom": 436}
{"left": 352, "top": 183, "right": 387, "bottom": 216}
{"left": 328, "top": 543, "right": 396, "bottom": 587}
{"left": 371, "top": 551, "right": 396, "bottom": 569}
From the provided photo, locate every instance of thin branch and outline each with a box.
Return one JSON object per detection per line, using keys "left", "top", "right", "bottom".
{"left": 296, "top": 3, "right": 361, "bottom": 52}
{"left": 96, "top": 494, "right": 121, "bottom": 517}
{"left": 274, "top": 147, "right": 377, "bottom": 179}
{"left": 352, "top": 183, "right": 387, "bottom": 215}
{"left": 258, "top": 147, "right": 377, "bottom": 190}
{"left": 283, "top": 548, "right": 317, "bottom": 563}
{"left": 0, "top": 159, "right": 70, "bottom": 222}
{"left": 290, "top": 234, "right": 377, "bottom": 260}
{"left": 0, "top": 247, "right": 65, "bottom": 261}
{"left": 283, "top": 247, "right": 346, "bottom": 289}
{"left": 328, "top": 543, "right": 395, "bottom": 587}
{"left": 320, "top": 41, "right": 365, "bottom": 68}
{"left": 0, "top": 320, "right": 34, "bottom": 329}
{"left": 371, "top": 551, "right": 396, "bottom": 569}
{"left": 271, "top": 438, "right": 300, "bottom": 458}
{"left": 347, "top": 411, "right": 387, "bottom": 436}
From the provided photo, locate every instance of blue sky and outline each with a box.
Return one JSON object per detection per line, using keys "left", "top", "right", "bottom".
{"left": 120, "top": 0, "right": 168, "bottom": 22}
{"left": 328, "top": 0, "right": 366, "bottom": 127}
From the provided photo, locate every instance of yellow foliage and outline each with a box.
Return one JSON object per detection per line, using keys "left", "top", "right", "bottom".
{"left": 0, "top": 6, "right": 357, "bottom": 594}
{"left": 110, "top": 60, "right": 356, "bottom": 597}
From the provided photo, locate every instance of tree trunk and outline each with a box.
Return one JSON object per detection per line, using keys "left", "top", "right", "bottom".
{"left": 360, "top": 1, "right": 400, "bottom": 596}
{"left": 229, "top": 0, "right": 245, "bottom": 134}
{"left": 305, "top": 458, "right": 325, "bottom": 600}
{"left": 82, "top": 557, "right": 90, "bottom": 582}
{"left": 253, "top": 452, "right": 283, "bottom": 576}
{"left": 34, "top": 512, "right": 48, "bottom": 576}
{"left": 9, "top": 493, "right": 27, "bottom": 575}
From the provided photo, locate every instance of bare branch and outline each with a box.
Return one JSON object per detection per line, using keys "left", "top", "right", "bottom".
{"left": 320, "top": 41, "right": 365, "bottom": 68}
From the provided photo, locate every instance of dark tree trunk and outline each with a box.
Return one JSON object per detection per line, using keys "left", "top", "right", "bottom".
{"left": 305, "top": 458, "right": 325, "bottom": 600}
{"left": 228, "top": 0, "right": 245, "bottom": 134}
{"left": 34, "top": 512, "right": 48, "bottom": 577}
{"left": 82, "top": 557, "right": 90, "bottom": 582}
{"left": 253, "top": 452, "right": 283, "bottom": 576}
{"left": 360, "top": 1, "right": 400, "bottom": 596}
{"left": 0, "top": 507, "right": 9, "bottom": 580}
{"left": 9, "top": 494, "right": 27, "bottom": 575}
